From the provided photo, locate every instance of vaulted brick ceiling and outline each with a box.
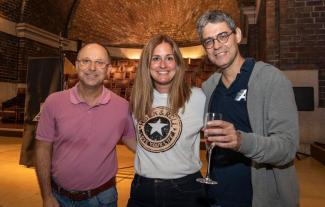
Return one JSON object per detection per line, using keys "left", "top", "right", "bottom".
{"left": 20, "top": 0, "right": 255, "bottom": 48}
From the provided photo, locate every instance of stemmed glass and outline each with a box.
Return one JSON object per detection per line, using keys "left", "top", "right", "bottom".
{"left": 196, "top": 112, "right": 222, "bottom": 185}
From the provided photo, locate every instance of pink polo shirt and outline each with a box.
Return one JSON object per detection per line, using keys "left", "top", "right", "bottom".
{"left": 36, "top": 85, "right": 135, "bottom": 190}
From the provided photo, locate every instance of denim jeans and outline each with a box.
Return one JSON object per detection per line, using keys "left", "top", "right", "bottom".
{"left": 127, "top": 171, "right": 209, "bottom": 207}
{"left": 53, "top": 186, "right": 117, "bottom": 207}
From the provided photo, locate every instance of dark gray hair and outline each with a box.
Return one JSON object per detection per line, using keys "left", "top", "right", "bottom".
{"left": 196, "top": 10, "right": 237, "bottom": 42}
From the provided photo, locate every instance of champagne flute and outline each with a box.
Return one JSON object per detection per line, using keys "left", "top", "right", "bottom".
{"left": 196, "top": 112, "right": 222, "bottom": 185}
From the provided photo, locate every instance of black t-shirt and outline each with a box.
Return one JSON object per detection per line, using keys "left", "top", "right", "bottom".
{"left": 207, "top": 58, "right": 255, "bottom": 207}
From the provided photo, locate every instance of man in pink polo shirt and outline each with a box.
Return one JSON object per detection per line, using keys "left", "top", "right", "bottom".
{"left": 35, "top": 43, "right": 136, "bottom": 207}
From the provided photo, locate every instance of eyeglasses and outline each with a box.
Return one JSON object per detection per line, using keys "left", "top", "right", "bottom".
{"left": 77, "top": 59, "right": 109, "bottom": 70}
{"left": 202, "top": 31, "right": 234, "bottom": 49}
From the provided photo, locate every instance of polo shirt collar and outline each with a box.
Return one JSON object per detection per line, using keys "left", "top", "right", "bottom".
{"left": 240, "top": 58, "right": 255, "bottom": 73}
{"left": 219, "top": 58, "right": 255, "bottom": 91}
{"left": 69, "top": 84, "right": 111, "bottom": 105}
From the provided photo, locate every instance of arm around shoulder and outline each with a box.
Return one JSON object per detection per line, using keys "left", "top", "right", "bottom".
{"left": 122, "top": 137, "right": 137, "bottom": 152}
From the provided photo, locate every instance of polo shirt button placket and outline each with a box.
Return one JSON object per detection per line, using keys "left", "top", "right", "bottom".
{"left": 87, "top": 107, "right": 92, "bottom": 114}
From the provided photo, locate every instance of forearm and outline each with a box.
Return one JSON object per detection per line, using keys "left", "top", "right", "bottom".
{"left": 240, "top": 84, "right": 299, "bottom": 165}
{"left": 122, "top": 137, "right": 136, "bottom": 152}
{"left": 239, "top": 131, "right": 298, "bottom": 166}
{"left": 240, "top": 69, "right": 299, "bottom": 166}
{"left": 35, "top": 140, "right": 54, "bottom": 200}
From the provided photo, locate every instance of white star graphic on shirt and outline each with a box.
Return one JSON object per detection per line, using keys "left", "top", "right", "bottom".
{"left": 148, "top": 118, "right": 168, "bottom": 135}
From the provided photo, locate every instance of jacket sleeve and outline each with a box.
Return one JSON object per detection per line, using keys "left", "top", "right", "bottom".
{"left": 201, "top": 73, "right": 221, "bottom": 114}
{"left": 239, "top": 68, "right": 299, "bottom": 166}
{"left": 201, "top": 81, "right": 210, "bottom": 114}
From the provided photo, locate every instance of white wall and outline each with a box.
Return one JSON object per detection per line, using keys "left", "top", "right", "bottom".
{"left": 283, "top": 70, "right": 325, "bottom": 154}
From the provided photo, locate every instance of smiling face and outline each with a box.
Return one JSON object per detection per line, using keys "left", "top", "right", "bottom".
{"left": 149, "top": 42, "right": 176, "bottom": 93}
{"left": 202, "top": 22, "right": 242, "bottom": 71}
{"left": 76, "top": 43, "right": 111, "bottom": 89}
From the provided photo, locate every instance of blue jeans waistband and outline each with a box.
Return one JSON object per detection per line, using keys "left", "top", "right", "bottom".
{"left": 134, "top": 171, "right": 201, "bottom": 184}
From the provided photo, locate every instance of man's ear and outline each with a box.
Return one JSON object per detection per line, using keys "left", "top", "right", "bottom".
{"left": 235, "top": 27, "right": 242, "bottom": 44}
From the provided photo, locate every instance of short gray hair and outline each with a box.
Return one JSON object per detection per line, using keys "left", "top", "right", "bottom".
{"left": 196, "top": 10, "right": 237, "bottom": 42}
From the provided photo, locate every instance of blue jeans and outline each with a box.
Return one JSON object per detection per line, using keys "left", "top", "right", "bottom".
{"left": 127, "top": 171, "right": 209, "bottom": 207}
{"left": 207, "top": 164, "right": 252, "bottom": 207}
{"left": 53, "top": 186, "right": 117, "bottom": 207}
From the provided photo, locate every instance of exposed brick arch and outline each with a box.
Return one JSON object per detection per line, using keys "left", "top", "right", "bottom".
{"left": 67, "top": 0, "right": 242, "bottom": 47}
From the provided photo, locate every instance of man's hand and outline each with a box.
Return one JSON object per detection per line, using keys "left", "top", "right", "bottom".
{"left": 204, "top": 120, "right": 242, "bottom": 151}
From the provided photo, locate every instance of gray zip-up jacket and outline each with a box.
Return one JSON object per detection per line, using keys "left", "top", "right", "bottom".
{"left": 202, "top": 61, "right": 299, "bottom": 207}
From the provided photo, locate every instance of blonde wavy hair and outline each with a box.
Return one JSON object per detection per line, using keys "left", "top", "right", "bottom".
{"left": 130, "top": 35, "right": 191, "bottom": 121}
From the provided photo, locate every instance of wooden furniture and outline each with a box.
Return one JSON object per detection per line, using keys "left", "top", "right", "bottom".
{"left": 1, "top": 88, "right": 25, "bottom": 123}
{"left": 311, "top": 142, "right": 325, "bottom": 165}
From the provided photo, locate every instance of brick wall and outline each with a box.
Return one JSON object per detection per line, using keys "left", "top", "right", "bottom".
{"left": 0, "top": 32, "right": 19, "bottom": 82}
{"left": 251, "top": 0, "right": 279, "bottom": 66}
{"left": 266, "top": 0, "right": 280, "bottom": 67}
{"left": 68, "top": 0, "right": 241, "bottom": 47}
{"left": 254, "top": 0, "right": 325, "bottom": 107}
{"left": 256, "top": 0, "right": 266, "bottom": 62}
{"left": 21, "top": 0, "right": 74, "bottom": 35}
{"left": 0, "top": 0, "right": 21, "bottom": 22}
{"left": 279, "top": 0, "right": 325, "bottom": 107}
{"left": 279, "top": 0, "right": 325, "bottom": 70}
{"left": 247, "top": 24, "right": 258, "bottom": 59}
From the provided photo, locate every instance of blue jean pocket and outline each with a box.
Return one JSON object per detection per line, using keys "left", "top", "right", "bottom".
{"left": 95, "top": 187, "right": 118, "bottom": 206}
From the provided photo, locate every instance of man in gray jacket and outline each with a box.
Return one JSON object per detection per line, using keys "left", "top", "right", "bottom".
{"left": 196, "top": 10, "right": 299, "bottom": 207}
